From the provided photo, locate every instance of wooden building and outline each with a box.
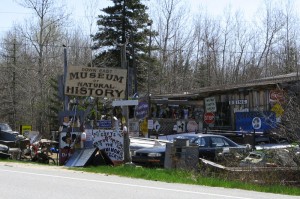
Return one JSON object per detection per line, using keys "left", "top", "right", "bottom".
{"left": 140, "top": 72, "right": 300, "bottom": 136}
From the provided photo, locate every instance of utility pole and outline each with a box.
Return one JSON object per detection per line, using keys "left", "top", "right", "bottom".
{"left": 12, "top": 42, "right": 16, "bottom": 130}
{"left": 147, "top": 20, "right": 152, "bottom": 138}
{"left": 121, "top": 0, "right": 131, "bottom": 163}
{"left": 63, "top": 45, "right": 69, "bottom": 111}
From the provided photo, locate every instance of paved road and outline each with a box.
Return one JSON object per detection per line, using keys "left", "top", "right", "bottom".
{"left": 0, "top": 162, "right": 299, "bottom": 199}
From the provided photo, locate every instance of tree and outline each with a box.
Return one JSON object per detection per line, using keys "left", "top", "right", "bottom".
{"left": 148, "top": 0, "right": 193, "bottom": 93}
{"left": 92, "top": 0, "right": 155, "bottom": 95}
{"left": 16, "top": 0, "right": 68, "bottom": 133}
{"left": 271, "top": 83, "right": 300, "bottom": 143}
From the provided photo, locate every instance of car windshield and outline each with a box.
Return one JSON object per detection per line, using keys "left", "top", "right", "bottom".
{"left": 0, "top": 124, "right": 12, "bottom": 131}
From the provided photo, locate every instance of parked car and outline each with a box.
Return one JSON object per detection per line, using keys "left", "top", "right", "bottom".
{"left": 0, "top": 123, "right": 19, "bottom": 135}
{"left": 0, "top": 123, "right": 19, "bottom": 142}
{"left": 132, "top": 133, "right": 248, "bottom": 167}
{"left": 0, "top": 143, "right": 10, "bottom": 159}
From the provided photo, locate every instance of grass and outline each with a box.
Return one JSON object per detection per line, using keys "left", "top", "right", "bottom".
{"left": 1, "top": 159, "right": 300, "bottom": 196}
{"left": 70, "top": 164, "right": 300, "bottom": 196}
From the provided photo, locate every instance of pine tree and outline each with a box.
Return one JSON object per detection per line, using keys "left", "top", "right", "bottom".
{"left": 92, "top": 0, "right": 156, "bottom": 94}
{"left": 48, "top": 77, "right": 63, "bottom": 132}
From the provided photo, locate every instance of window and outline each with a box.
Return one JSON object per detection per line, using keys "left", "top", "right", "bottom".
{"left": 194, "top": 137, "right": 207, "bottom": 147}
{"left": 211, "top": 137, "right": 230, "bottom": 147}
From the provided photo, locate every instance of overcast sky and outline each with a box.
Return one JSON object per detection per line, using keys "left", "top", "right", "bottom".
{"left": 0, "top": 0, "right": 297, "bottom": 38}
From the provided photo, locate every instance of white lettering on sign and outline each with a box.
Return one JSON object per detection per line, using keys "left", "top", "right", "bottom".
{"left": 91, "top": 129, "right": 124, "bottom": 161}
{"left": 205, "top": 97, "right": 216, "bottom": 112}
{"left": 65, "top": 66, "right": 127, "bottom": 99}
{"left": 229, "top": 99, "right": 248, "bottom": 105}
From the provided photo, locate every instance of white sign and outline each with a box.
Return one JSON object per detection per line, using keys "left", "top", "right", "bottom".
{"left": 187, "top": 120, "right": 198, "bottom": 132}
{"left": 205, "top": 97, "right": 216, "bottom": 112}
{"left": 176, "top": 120, "right": 186, "bottom": 133}
{"left": 65, "top": 66, "right": 127, "bottom": 99}
{"left": 148, "top": 120, "right": 153, "bottom": 130}
{"left": 92, "top": 129, "right": 123, "bottom": 161}
{"left": 153, "top": 121, "right": 161, "bottom": 132}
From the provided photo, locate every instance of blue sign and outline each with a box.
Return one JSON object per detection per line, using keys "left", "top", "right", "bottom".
{"left": 97, "top": 120, "right": 112, "bottom": 128}
{"left": 135, "top": 101, "right": 148, "bottom": 119}
{"left": 235, "top": 111, "right": 276, "bottom": 132}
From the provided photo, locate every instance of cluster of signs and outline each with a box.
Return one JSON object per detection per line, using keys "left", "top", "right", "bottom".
{"left": 204, "top": 89, "right": 284, "bottom": 131}
{"left": 60, "top": 66, "right": 130, "bottom": 165}
{"left": 61, "top": 66, "right": 286, "bottom": 163}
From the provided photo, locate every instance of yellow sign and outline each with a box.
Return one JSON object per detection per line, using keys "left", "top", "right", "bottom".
{"left": 271, "top": 103, "right": 284, "bottom": 117}
{"left": 20, "top": 125, "right": 32, "bottom": 136}
{"left": 140, "top": 120, "right": 148, "bottom": 136}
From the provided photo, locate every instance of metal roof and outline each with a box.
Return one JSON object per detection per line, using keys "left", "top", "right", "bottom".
{"left": 152, "top": 72, "right": 300, "bottom": 100}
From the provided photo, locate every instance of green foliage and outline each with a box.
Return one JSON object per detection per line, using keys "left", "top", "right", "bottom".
{"left": 47, "top": 77, "right": 63, "bottom": 131}
{"left": 92, "top": 0, "right": 158, "bottom": 93}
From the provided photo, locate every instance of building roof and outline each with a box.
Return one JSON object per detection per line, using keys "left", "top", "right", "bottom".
{"left": 152, "top": 72, "right": 300, "bottom": 100}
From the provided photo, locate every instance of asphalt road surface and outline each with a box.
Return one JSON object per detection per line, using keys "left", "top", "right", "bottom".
{"left": 0, "top": 162, "right": 299, "bottom": 199}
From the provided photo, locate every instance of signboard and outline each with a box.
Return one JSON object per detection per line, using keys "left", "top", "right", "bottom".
{"left": 140, "top": 120, "right": 148, "bottom": 136}
{"left": 65, "top": 66, "right": 127, "bottom": 99}
{"left": 59, "top": 131, "right": 82, "bottom": 165}
{"left": 153, "top": 121, "right": 161, "bottom": 132}
{"left": 204, "top": 112, "right": 215, "bottom": 124}
{"left": 205, "top": 97, "right": 216, "bottom": 112}
{"left": 235, "top": 111, "right": 276, "bottom": 132}
{"left": 148, "top": 120, "right": 154, "bottom": 130}
{"left": 269, "top": 89, "right": 285, "bottom": 103}
{"left": 176, "top": 120, "right": 186, "bottom": 133}
{"left": 92, "top": 129, "right": 123, "bottom": 161}
{"left": 135, "top": 101, "right": 148, "bottom": 119}
{"left": 20, "top": 125, "right": 32, "bottom": 136}
{"left": 187, "top": 120, "right": 198, "bottom": 132}
{"left": 271, "top": 103, "right": 284, "bottom": 117}
{"left": 229, "top": 99, "right": 248, "bottom": 105}
{"left": 97, "top": 120, "right": 112, "bottom": 128}
{"left": 252, "top": 117, "right": 262, "bottom": 130}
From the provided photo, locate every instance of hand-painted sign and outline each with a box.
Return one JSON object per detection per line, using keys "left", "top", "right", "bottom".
{"left": 235, "top": 111, "right": 276, "bottom": 132}
{"left": 65, "top": 66, "right": 127, "bottom": 99}
{"left": 205, "top": 97, "right": 216, "bottom": 112}
{"left": 59, "top": 131, "right": 82, "bottom": 165}
{"left": 92, "top": 129, "right": 123, "bottom": 161}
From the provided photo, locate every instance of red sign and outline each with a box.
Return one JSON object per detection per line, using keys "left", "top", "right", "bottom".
{"left": 204, "top": 112, "right": 215, "bottom": 124}
{"left": 270, "top": 90, "right": 284, "bottom": 103}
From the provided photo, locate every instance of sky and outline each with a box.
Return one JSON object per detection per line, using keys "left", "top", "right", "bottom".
{"left": 0, "top": 0, "right": 292, "bottom": 39}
